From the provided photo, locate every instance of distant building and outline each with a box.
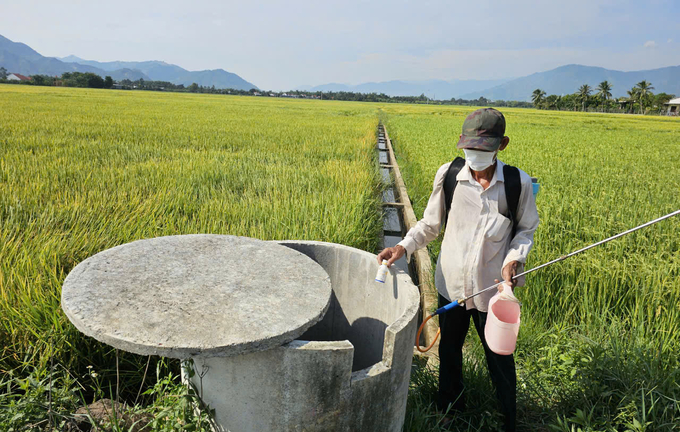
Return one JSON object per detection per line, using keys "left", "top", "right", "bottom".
{"left": 7, "top": 73, "right": 31, "bottom": 81}
{"left": 665, "top": 97, "right": 680, "bottom": 115}
{"left": 617, "top": 98, "right": 633, "bottom": 111}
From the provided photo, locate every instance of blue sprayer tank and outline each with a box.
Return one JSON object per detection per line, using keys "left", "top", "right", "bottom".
{"left": 531, "top": 177, "right": 540, "bottom": 199}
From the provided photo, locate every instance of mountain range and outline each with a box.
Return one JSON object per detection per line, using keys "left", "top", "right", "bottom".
{"left": 297, "top": 79, "right": 511, "bottom": 100}
{"left": 460, "top": 64, "right": 680, "bottom": 101}
{"left": 0, "top": 34, "right": 257, "bottom": 90}
{"left": 305, "top": 64, "right": 679, "bottom": 102}
{"left": 2, "top": 33, "right": 678, "bottom": 100}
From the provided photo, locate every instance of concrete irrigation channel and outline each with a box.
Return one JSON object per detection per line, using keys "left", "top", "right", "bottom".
{"left": 377, "top": 124, "right": 441, "bottom": 354}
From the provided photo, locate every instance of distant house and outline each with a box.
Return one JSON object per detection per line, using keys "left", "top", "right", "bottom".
{"left": 665, "top": 97, "right": 680, "bottom": 115}
{"left": 7, "top": 73, "right": 31, "bottom": 81}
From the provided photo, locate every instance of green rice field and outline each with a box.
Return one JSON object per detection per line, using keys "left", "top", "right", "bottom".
{"left": 0, "top": 85, "right": 383, "bottom": 430}
{"left": 1, "top": 85, "right": 679, "bottom": 431}
{"left": 382, "top": 105, "right": 680, "bottom": 431}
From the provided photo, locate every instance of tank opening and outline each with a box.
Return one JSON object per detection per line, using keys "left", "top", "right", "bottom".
{"left": 297, "top": 291, "right": 388, "bottom": 372}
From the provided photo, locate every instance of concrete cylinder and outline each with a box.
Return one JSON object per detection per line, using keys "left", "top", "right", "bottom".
{"left": 187, "top": 241, "right": 420, "bottom": 432}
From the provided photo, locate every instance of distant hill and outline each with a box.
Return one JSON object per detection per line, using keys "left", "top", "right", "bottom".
{"left": 59, "top": 56, "right": 258, "bottom": 90}
{"left": 5, "top": 33, "right": 677, "bottom": 100}
{"left": 462, "top": 64, "right": 680, "bottom": 101}
{"left": 0, "top": 35, "right": 148, "bottom": 80}
{"left": 0, "top": 34, "right": 258, "bottom": 90}
{"left": 298, "top": 78, "right": 510, "bottom": 100}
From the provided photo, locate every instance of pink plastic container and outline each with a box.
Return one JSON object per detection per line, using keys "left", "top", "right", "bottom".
{"left": 484, "top": 291, "right": 521, "bottom": 355}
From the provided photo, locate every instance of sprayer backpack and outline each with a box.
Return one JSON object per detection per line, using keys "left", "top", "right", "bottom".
{"left": 443, "top": 157, "right": 521, "bottom": 237}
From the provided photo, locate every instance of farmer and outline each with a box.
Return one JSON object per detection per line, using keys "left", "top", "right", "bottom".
{"left": 377, "top": 108, "right": 539, "bottom": 431}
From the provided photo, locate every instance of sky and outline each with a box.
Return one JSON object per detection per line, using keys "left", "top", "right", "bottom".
{"left": 1, "top": 0, "right": 679, "bottom": 90}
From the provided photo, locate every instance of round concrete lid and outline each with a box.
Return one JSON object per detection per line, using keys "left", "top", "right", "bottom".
{"left": 61, "top": 235, "right": 332, "bottom": 359}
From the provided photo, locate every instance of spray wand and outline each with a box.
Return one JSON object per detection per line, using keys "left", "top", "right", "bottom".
{"left": 415, "top": 209, "right": 680, "bottom": 353}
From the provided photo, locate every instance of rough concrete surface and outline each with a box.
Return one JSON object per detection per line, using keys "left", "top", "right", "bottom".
{"left": 187, "top": 241, "right": 420, "bottom": 432}
{"left": 61, "top": 235, "right": 332, "bottom": 358}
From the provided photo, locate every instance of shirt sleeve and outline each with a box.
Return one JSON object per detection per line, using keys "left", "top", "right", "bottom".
{"left": 502, "top": 172, "right": 540, "bottom": 284}
{"left": 397, "top": 163, "right": 449, "bottom": 262}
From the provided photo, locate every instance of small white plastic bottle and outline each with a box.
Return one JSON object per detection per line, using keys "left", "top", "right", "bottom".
{"left": 375, "top": 260, "right": 389, "bottom": 283}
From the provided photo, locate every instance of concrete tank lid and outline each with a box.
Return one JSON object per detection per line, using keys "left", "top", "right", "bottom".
{"left": 61, "top": 235, "right": 332, "bottom": 359}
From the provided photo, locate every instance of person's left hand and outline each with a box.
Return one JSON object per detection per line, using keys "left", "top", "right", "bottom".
{"left": 495, "top": 260, "right": 519, "bottom": 292}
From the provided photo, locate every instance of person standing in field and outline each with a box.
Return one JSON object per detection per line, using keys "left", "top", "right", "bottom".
{"left": 377, "top": 108, "right": 539, "bottom": 432}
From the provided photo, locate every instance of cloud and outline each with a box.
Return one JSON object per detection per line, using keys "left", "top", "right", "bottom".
{"left": 2, "top": 0, "right": 679, "bottom": 89}
{"left": 668, "top": 39, "right": 674, "bottom": 43}
{"left": 330, "top": 48, "right": 587, "bottom": 83}
{"left": 320, "top": 45, "right": 680, "bottom": 88}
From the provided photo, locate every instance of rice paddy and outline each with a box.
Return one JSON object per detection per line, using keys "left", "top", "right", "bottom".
{"left": 382, "top": 104, "right": 680, "bottom": 431}
{"left": 0, "top": 85, "right": 383, "bottom": 429}
{"left": 1, "top": 85, "right": 679, "bottom": 430}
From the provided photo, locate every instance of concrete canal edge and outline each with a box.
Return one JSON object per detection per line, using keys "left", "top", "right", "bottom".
{"left": 377, "top": 124, "right": 440, "bottom": 356}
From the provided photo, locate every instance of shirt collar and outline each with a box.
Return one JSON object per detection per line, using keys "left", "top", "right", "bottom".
{"left": 456, "top": 159, "right": 506, "bottom": 186}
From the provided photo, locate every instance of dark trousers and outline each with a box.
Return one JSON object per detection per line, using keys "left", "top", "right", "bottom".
{"left": 437, "top": 294, "right": 516, "bottom": 432}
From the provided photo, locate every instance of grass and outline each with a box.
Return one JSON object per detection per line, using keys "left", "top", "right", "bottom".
{"left": 0, "top": 85, "right": 383, "bottom": 428}
{"left": 382, "top": 105, "right": 680, "bottom": 431}
{"left": 2, "top": 85, "right": 679, "bottom": 430}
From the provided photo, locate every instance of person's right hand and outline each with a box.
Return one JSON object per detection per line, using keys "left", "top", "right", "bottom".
{"left": 377, "top": 245, "right": 406, "bottom": 267}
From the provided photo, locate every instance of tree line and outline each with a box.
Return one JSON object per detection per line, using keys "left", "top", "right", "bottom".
{"left": 0, "top": 69, "right": 115, "bottom": 89}
{"left": 177, "top": 86, "right": 533, "bottom": 107}
{"left": 0, "top": 67, "right": 532, "bottom": 108}
{"left": 126, "top": 81, "right": 533, "bottom": 106}
{"left": 531, "top": 81, "right": 674, "bottom": 114}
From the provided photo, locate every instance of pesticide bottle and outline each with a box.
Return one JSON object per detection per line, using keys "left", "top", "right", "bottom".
{"left": 375, "top": 260, "right": 389, "bottom": 283}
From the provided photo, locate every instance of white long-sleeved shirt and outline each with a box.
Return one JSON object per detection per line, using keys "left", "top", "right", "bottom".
{"left": 397, "top": 159, "right": 539, "bottom": 312}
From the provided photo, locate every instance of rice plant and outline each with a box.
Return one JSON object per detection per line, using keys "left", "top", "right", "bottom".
{"left": 0, "top": 85, "right": 383, "bottom": 427}
{"left": 384, "top": 104, "right": 680, "bottom": 431}
{"left": 2, "top": 85, "right": 679, "bottom": 430}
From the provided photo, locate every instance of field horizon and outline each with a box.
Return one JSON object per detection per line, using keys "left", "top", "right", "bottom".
{"left": 1, "top": 84, "right": 679, "bottom": 431}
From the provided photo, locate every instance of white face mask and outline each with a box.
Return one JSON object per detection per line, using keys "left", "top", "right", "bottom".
{"left": 464, "top": 149, "right": 497, "bottom": 171}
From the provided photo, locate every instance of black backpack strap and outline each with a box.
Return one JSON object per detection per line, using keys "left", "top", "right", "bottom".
{"left": 443, "top": 157, "right": 466, "bottom": 228}
{"left": 503, "top": 164, "right": 521, "bottom": 237}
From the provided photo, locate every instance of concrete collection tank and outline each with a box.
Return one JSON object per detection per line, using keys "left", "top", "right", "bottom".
{"left": 62, "top": 236, "right": 420, "bottom": 432}
{"left": 188, "top": 241, "right": 420, "bottom": 432}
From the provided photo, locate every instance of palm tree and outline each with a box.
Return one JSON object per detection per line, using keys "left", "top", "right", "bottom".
{"left": 554, "top": 95, "right": 563, "bottom": 110}
{"left": 635, "top": 80, "right": 654, "bottom": 114}
{"left": 596, "top": 81, "right": 613, "bottom": 112}
{"left": 544, "top": 94, "right": 561, "bottom": 110}
{"left": 531, "top": 89, "right": 546, "bottom": 108}
{"left": 578, "top": 84, "right": 592, "bottom": 111}
{"left": 626, "top": 89, "right": 640, "bottom": 114}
